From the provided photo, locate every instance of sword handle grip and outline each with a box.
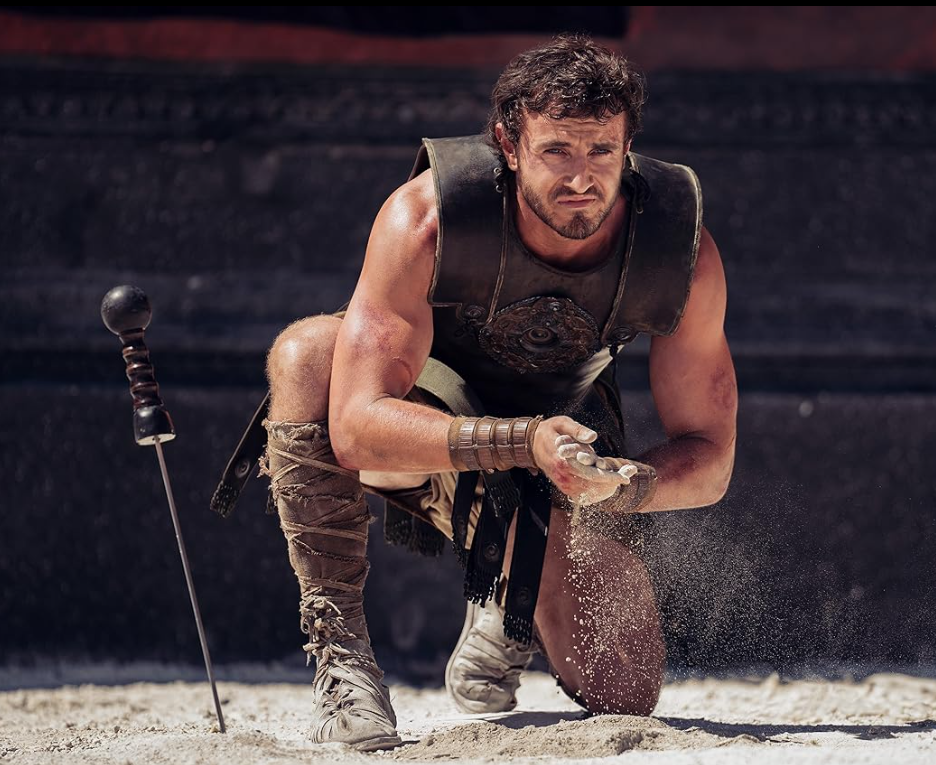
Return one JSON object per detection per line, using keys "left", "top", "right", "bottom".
{"left": 101, "top": 285, "right": 176, "bottom": 446}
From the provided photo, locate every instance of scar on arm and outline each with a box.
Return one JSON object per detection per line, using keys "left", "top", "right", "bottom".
{"left": 391, "top": 355, "right": 417, "bottom": 393}
{"left": 712, "top": 364, "right": 737, "bottom": 413}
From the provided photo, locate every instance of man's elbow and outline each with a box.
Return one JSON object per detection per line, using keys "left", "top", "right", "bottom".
{"left": 709, "top": 435, "right": 736, "bottom": 504}
{"left": 330, "top": 394, "right": 397, "bottom": 471}
{"left": 328, "top": 408, "right": 365, "bottom": 471}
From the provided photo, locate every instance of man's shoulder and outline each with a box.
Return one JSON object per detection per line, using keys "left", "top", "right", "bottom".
{"left": 393, "top": 167, "right": 437, "bottom": 227}
{"left": 690, "top": 227, "right": 726, "bottom": 307}
{"left": 653, "top": 226, "right": 726, "bottom": 347}
{"left": 358, "top": 168, "right": 438, "bottom": 306}
{"left": 380, "top": 167, "right": 438, "bottom": 252}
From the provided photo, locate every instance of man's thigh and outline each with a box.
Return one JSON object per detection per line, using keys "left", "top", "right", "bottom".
{"left": 360, "top": 470, "right": 431, "bottom": 491}
{"left": 362, "top": 466, "right": 484, "bottom": 546}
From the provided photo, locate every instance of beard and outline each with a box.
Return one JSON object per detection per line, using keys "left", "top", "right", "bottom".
{"left": 516, "top": 170, "right": 619, "bottom": 241}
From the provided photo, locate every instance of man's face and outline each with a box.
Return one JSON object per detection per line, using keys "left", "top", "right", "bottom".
{"left": 499, "top": 111, "right": 630, "bottom": 241}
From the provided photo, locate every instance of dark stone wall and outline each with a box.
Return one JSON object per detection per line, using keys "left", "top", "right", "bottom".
{"left": 1, "top": 58, "right": 934, "bottom": 678}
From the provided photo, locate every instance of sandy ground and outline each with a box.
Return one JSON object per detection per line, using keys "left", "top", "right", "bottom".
{"left": 1, "top": 667, "right": 935, "bottom": 764}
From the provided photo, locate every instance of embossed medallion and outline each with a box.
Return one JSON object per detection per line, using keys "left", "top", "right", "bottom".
{"left": 477, "top": 296, "right": 601, "bottom": 373}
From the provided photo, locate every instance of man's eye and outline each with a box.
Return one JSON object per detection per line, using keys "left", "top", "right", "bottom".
{"left": 545, "top": 148, "right": 612, "bottom": 156}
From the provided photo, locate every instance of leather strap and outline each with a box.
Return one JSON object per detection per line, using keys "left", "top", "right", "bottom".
{"left": 210, "top": 392, "right": 270, "bottom": 518}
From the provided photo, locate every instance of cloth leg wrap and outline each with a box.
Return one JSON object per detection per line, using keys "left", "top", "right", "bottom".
{"left": 262, "top": 419, "right": 399, "bottom": 750}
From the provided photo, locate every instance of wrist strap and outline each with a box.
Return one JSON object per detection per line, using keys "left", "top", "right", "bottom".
{"left": 448, "top": 415, "right": 542, "bottom": 472}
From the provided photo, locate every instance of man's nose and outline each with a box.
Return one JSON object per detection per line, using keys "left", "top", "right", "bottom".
{"left": 565, "top": 157, "right": 593, "bottom": 194}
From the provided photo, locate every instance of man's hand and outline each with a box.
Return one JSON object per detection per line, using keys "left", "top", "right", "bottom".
{"left": 533, "top": 416, "right": 651, "bottom": 507}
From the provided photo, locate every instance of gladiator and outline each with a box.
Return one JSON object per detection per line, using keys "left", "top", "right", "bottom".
{"left": 221, "top": 32, "right": 738, "bottom": 751}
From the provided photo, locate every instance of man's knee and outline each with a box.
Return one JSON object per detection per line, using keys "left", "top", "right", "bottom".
{"left": 267, "top": 315, "right": 342, "bottom": 421}
{"left": 584, "top": 674, "right": 663, "bottom": 716}
{"left": 571, "top": 646, "right": 665, "bottom": 716}
{"left": 268, "top": 315, "right": 341, "bottom": 380}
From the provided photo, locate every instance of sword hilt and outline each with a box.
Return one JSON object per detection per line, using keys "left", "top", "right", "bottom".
{"left": 101, "top": 285, "right": 175, "bottom": 446}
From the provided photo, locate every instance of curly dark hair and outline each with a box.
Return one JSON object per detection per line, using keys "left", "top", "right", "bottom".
{"left": 484, "top": 33, "right": 646, "bottom": 169}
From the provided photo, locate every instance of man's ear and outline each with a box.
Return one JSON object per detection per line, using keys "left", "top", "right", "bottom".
{"left": 495, "top": 122, "right": 519, "bottom": 172}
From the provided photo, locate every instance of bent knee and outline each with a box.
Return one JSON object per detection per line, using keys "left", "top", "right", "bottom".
{"left": 563, "top": 635, "right": 665, "bottom": 717}
{"left": 268, "top": 315, "right": 341, "bottom": 378}
{"left": 577, "top": 661, "right": 664, "bottom": 716}
{"left": 267, "top": 315, "right": 342, "bottom": 420}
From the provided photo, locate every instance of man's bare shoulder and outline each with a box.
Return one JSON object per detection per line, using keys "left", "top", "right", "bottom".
{"left": 684, "top": 226, "right": 727, "bottom": 333}
{"left": 402, "top": 166, "right": 437, "bottom": 224}
{"left": 354, "top": 168, "right": 438, "bottom": 313}
{"left": 650, "top": 226, "right": 726, "bottom": 351}
{"left": 367, "top": 168, "right": 438, "bottom": 272}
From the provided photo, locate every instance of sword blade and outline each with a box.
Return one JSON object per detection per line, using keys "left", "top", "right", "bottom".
{"left": 154, "top": 439, "right": 227, "bottom": 733}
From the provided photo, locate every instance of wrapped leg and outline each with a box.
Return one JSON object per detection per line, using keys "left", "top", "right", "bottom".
{"left": 263, "top": 420, "right": 400, "bottom": 751}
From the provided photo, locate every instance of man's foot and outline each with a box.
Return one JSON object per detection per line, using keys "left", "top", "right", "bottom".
{"left": 306, "top": 597, "right": 402, "bottom": 751}
{"left": 310, "top": 652, "right": 401, "bottom": 751}
{"left": 445, "top": 599, "right": 536, "bottom": 713}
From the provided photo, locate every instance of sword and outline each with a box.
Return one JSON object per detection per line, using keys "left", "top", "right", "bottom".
{"left": 101, "top": 284, "right": 226, "bottom": 734}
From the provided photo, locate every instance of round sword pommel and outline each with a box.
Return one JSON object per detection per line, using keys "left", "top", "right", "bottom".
{"left": 100, "top": 285, "right": 175, "bottom": 445}
{"left": 101, "top": 284, "right": 152, "bottom": 335}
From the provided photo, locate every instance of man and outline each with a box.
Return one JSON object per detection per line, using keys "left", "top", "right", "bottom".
{"left": 260, "top": 33, "right": 737, "bottom": 751}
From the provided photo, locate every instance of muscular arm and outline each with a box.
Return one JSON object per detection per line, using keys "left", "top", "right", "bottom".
{"left": 634, "top": 227, "right": 738, "bottom": 511}
{"left": 328, "top": 171, "right": 455, "bottom": 473}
